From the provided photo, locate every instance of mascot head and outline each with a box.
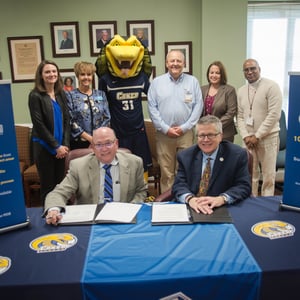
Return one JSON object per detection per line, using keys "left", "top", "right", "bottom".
{"left": 95, "top": 34, "right": 152, "bottom": 79}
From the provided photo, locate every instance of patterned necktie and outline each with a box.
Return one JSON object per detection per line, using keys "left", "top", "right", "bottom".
{"left": 103, "top": 164, "right": 113, "bottom": 202}
{"left": 198, "top": 157, "right": 211, "bottom": 196}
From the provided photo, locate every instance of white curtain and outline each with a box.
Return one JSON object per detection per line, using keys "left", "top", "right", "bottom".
{"left": 247, "top": 2, "right": 300, "bottom": 114}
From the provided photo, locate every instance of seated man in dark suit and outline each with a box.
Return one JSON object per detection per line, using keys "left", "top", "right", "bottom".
{"left": 172, "top": 115, "right": 251, "bottom": 214}
{"left": 44, "top": 127, "right": 147, "bottom": 225}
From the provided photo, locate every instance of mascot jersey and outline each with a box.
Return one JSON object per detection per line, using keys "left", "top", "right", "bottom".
{"left": 98, "top": 72, "right": 149, "bottom": 137}
{"left": 95, "top": 35, "right": 152, "bottom": 171}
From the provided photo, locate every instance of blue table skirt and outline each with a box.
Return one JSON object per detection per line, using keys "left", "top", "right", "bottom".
{"left": 82, "top": 204, "right": 261, "bottom": 300}
{"left": 0, "top": 207, "right": 91, "bottom": 300}
{"left": 229, "top": 196, "right": 300, "bottom": 300}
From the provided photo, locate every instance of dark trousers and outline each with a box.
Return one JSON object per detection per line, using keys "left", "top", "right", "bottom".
{"left": 33, "top": 142, "right": 66, "bottom": 206}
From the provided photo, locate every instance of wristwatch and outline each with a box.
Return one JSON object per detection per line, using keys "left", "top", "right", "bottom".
{"left": 221, "top": 194, "right": 228, "bottom": 204}
{"left": 185, "top": 195, "right": 194, "bottom": 204}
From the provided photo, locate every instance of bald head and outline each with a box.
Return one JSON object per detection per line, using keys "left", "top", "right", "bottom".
{"left": 93, "top": 127, "right": 116, "bottom": 143}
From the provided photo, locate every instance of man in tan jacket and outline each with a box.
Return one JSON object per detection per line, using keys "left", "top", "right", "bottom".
{"left": 44, "top": 127, "right": 147, "bottom": 225}
{"left": 237, "top": 59, "right": 282, "bottom": 196}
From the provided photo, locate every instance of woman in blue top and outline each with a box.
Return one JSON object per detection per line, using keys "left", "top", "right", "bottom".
{"left": 28, "top": 60, "right": 70, "bottom": 205}
{"left": 65, "top": 61, "right": 110, "bottom": 149}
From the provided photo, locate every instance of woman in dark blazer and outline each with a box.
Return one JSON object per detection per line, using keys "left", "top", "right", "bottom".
{"left": 28, "top": 60, "right": 70, "bottom": 205}
{"left": 201, "top": 61, "right": 237, "bottom": 142}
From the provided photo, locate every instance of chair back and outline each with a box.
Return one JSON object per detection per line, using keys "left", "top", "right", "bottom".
{"left": 276, "top": 110, "right": 287, "bottom": 170}
{"left": 65, "top": 148, "right": 94, "bottom": 175}
{"left": 144, "top": 120, "right": 161, "bottom": 194}
{"left": 278, "top": 110, "right": 287, "bottom": 151}
{"left": 15, "top": 125, "right": 31, "bottom": 168}
{"left": 144, "top": 120, "right": 158, "bottom": 161}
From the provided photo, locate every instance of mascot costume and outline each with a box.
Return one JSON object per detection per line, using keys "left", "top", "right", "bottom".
{"left": 95, "top": 34, "right": 153, "bottom": 187}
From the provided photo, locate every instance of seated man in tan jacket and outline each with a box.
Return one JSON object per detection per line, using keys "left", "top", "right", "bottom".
{"left": 44, "top": 127, "right": 147, "bottom": 225}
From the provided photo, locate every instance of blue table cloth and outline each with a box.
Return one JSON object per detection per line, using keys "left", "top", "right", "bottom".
{"left": 82, "top": 204, "right": 261, "bottom": 300}
{"left": 2, "top": 197, "right": 299, "bottom": 300}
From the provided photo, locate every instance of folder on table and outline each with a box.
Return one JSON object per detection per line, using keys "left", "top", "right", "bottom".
{"left": 58, "top": 202, "right": 142, "bottom": 225}
{"left": 151, "top": 203, "right": 232, "bottom": 225}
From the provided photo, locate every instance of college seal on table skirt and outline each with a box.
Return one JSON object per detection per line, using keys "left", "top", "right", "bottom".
{"left": 251, "top": 220, "right": 295, "bottom": 239}
{"left": 29, "top": 233, "right": 77, "bottom": 253}
{"left": 0, "top": 256, "right": 11, "bottom": 275}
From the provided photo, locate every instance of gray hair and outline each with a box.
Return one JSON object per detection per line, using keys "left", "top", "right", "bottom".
{"left": 197, "top": 115, "right": 223, "bottom": 134}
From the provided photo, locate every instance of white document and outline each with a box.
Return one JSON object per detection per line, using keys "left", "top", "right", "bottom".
{"left": 95, "top": 202, "right": 142, "bottom": 223}
{"left": 151, "top": 203, "right": 190, "bottom": 223}
{"left": 59, "top": 204, "right": 97, "bottom": 224}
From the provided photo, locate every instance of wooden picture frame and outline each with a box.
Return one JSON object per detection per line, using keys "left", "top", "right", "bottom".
{"left": 126, "top": 20, "right": 155, "bottom": 55}
{"left": 164, "top": 41, "right": 193, "bottom": 74}
{"left": 7, "top": 36, "right": 44, "bottom": 83}
{"left": 50, "top": 22, "right": 80, "bottom": 57}
{"left": 60, "top": 69, "right": 78, "bottom": 91}
{"left": 89, "top": 21, "right": 117, "bottom": 56}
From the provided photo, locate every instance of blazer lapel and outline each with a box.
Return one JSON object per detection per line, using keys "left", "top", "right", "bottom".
{"left": 208, "top": 146, "right": 225, "bottom": 188}
{"left": 117, "top": 153, "right": 130, "bottom": 202}
{"left": 88, "top": 155, "right": 101, "bottom": 203}
{"left": 191, "top": 150, "right": 204, "bottom": 193}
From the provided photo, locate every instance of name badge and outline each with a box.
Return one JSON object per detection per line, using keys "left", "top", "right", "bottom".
{"left": 184, "top": 92, "right": 192, "bottom": 103}
{"left": 246, "top": 116, "right": 254, "bottom": 126}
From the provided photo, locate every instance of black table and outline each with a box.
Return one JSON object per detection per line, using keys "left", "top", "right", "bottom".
{"left": 0, "top": 196, "right": 299, "bottom": 300}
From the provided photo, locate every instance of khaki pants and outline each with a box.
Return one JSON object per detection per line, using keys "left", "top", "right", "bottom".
{"left": 250, "top": 132, "right": 279, "bottom": 196}
{"left": 155, "top": 129, "right": 194, "bottom": 193}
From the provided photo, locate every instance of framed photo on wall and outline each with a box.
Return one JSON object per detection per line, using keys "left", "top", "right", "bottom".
{"left": 89, "top": 21, "right": 117, "bottom": 56}
{"left": 50, "top": 22, "right": 80, "bottom": 57}
{"left": 60, "top": 69, "right": 78, "bottom": 91}
{"left": 126, "top": 20, "right": 155, "bottom": 55}
{"left": 7, "top": 36, "right": 44, "bottom": 83}
{"left": 164, "top": 41, "right": 192, "bottom": 74}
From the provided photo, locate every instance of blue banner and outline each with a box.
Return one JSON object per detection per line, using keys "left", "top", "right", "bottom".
{"left": 0, "top": 81, "right": 28, "bottom": 230}
{"left": 282, "top": 73, "right": 300, "bottom": 208}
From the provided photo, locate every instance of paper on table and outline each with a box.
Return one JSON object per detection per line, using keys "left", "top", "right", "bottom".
{"left": 151, "top": 203, "right": 190, "bottom": 223}
{"left": 59, "top": 204, "right": 97, "bottom": 224}
{"left": 95, "top": 202, "right": 142, "bottom": 223}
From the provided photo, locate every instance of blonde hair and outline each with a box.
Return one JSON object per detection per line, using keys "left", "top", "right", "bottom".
{"left": 74, "top": 61, "right": 96, "bottom": 77}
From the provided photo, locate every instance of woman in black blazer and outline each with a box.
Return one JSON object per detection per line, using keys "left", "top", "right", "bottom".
{"left": 28, "top": 60, "right": 70, "bottom": 205}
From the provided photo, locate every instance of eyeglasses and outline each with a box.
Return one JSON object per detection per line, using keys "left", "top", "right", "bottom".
{"left": 93, "top": 140, "right": 115, "bottom": 150}
{"left": 243, "top": 67, "right": 257, "bottom": 73}
{"left": 197, "top": 133, "right": 220, "bottom": 140}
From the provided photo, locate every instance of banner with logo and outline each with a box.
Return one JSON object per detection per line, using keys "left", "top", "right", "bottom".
{"left": 281, "top": 73, "right": 300, "bottom": 210}
{"left": 0, "top": 81, "right": 28, "bottom": 232}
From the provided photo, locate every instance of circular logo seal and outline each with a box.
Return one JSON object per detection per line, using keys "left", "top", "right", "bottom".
{"left": 251, "top": 220, "right": 295, "bottom": 239}
{"left": 0, "top": 256, "right": 11, "bottom": 275}
{"left": 29, "top": 233, "right": 78, "bottom": 253}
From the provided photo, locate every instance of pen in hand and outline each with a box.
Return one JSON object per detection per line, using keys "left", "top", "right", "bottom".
{"left": 45, "top": 212, "right": 62, "bottom": 225}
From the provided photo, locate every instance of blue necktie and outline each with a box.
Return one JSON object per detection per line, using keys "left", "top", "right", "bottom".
{"left": 103, "top": 164, "right": 113, "bottom": 202}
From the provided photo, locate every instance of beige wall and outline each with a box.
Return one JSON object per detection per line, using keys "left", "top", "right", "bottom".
{"left": 0, "top": 0, "right": 247, "bottom": 123}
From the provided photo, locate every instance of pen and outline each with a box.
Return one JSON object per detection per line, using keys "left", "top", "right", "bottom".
{"left": 46, "top": 214, "right": 61, "bottom": 219}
